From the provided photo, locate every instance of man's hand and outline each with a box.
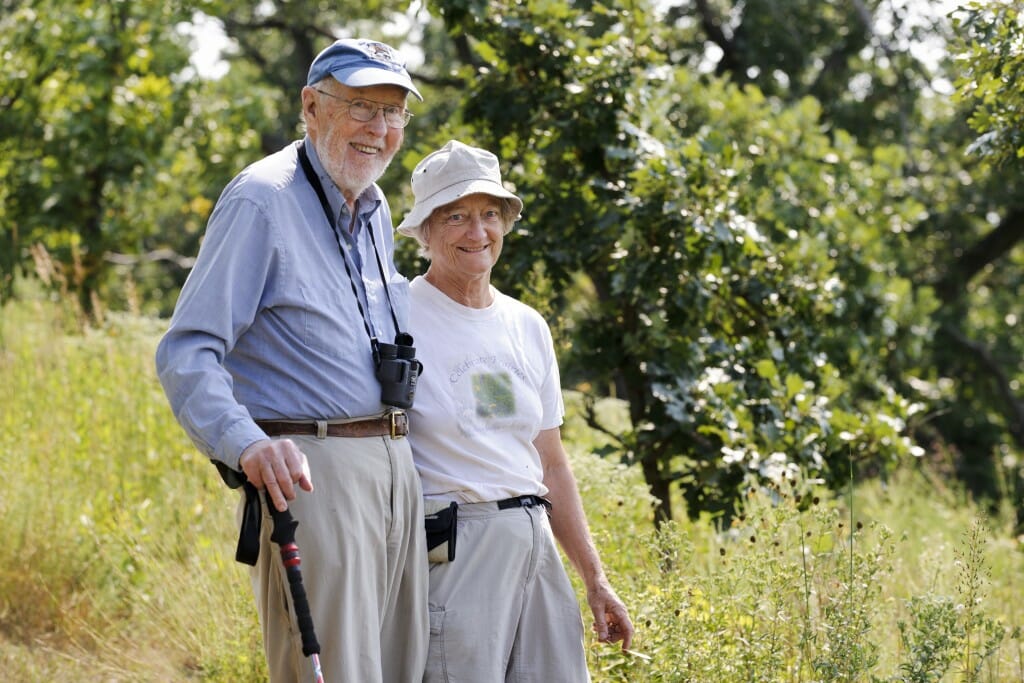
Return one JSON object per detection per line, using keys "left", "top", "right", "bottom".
{"left": 239, "top": 438, "right": 314, "bottom": 512}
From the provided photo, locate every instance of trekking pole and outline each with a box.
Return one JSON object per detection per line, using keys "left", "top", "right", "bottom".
{"left": 265, "top": 491, "right": 324, "bottom": 683}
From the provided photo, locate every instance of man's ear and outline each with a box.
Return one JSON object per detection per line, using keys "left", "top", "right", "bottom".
{"left": 300, "top": 86, "right": 319, "bottom": 124}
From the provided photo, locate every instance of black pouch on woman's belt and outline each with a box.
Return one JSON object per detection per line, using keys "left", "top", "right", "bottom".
{"left": 424, "top": 501, "right": 458, "bottom": 563}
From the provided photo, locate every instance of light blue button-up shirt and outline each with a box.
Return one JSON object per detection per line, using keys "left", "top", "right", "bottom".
{"left": 155, "top": 137, "right": 410, "bottom": 473}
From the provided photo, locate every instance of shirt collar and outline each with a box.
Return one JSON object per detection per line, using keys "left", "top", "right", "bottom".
{"left": 302, "top": 135, "right": 383, "bottom": 226}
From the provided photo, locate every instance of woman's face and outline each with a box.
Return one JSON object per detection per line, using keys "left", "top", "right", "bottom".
{"left": 424, "top": 193, "right": 506, "bottom": 282}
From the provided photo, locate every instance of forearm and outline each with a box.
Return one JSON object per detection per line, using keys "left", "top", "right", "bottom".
{"left": 544, "top": 456, "right": 608, "bottom": 590}
{"left": 535, "top": 426, "right": 635, "bottom": 649}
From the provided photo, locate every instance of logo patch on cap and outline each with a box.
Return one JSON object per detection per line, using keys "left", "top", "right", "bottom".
{"left": 359, "top": 40, "right": 403, "bottom": 71}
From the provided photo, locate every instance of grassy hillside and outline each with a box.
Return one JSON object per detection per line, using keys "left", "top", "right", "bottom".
{"left": 2, "top": 298, "right": 1022, "bottom": 681}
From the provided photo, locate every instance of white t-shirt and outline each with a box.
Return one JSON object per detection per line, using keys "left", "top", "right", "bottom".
{"left": 406, "top": 275, "right": 564, "bottom": 502}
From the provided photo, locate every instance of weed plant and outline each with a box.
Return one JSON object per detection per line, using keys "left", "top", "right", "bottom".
{"left": 2, "top": 299, "right": 1022, "bottom": 681}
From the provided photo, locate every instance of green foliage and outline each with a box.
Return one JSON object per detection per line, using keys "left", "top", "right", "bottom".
{"left": 898, "top": 594, "right": 963, "bottom": 683}
{"left": 138, "top": 59, "right": 294, "bottom": 316}
{"left": 0, "top": 0, "right": 197, "bottom": 312}
{"left": 891, "top": 519, "right": 1011, "bottom": 683}
{"left": 952, "top": 2, "right": 1024, "bottom": 167}
{"left": 565, "top": 439, "right": 1024, "bottom": 682}
{"left": 3, "top": 0, "right": 1023, "bottom": 530}
{"left": 425, "top": 0, "right": 945, "bottom": 520}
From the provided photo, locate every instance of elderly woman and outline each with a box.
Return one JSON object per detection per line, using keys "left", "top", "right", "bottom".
{"left": 396, "top": 140, "right": 634, "bottom": 682}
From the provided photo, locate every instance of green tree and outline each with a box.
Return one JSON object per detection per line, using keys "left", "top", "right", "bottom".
{"left": 0, "top": 0, "right": 196, "bottom": 313}
{"left": 673, "top": 0, "right": 1024, "bottom": 518}
{"left": 421, "top": 0, "right": 1023, "bottom": 523}
{"left": 936, "top": 0, "right": 1024, "bottom": 513}
{"left": 416, "top": 0, "right": 910, "bottom": 520}
{"left": 953, "top": 1, "right": 1024, "bottom": 168}
{"left": 132, "top": 45, "right": 306, "bottom": 315}
{"left": 192, "top": 0, "right": 423, "bottom": 153}
{"left": 7, "top": 0, "right": 1020, "bottom": 525}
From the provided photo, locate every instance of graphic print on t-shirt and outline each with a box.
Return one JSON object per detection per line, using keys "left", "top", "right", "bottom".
{"left": 472, "top": 372, "right": 515, "bottom": 418}
{"left": 446, "top": 352, "right": 534, "bottom": 437}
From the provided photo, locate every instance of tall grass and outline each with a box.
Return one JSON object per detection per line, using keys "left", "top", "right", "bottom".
{"left": 1, "top": 297, "right": 262, "bottom": 680}
{"left": 2, "top": 298, "right": 1022, "bottom": 681}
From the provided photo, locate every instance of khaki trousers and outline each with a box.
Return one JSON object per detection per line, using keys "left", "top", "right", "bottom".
{"left": 424, "top": 502, "right": 590, "bottom": 683}
{"left": 245, "top": 434, "right": 428, "bottom": 683}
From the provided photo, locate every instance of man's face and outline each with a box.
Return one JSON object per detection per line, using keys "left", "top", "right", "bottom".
{"left": 303, "top": 82, "right": 408, "bottom": 204}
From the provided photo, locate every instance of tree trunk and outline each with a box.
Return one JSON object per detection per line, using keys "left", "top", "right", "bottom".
{"left": 641, "top": 450, "right": 672, "bottom": 528}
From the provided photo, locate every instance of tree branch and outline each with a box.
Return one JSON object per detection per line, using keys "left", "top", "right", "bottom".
{"left": 934, "top": 207, "right": 1024, "bottom": 303}
{"left": 581, "top": 394, "right": 625, "bottom": 446}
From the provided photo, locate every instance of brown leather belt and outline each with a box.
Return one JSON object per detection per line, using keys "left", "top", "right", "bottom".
{"left": 256, "top": 411, "right": 408, "bottom": 439}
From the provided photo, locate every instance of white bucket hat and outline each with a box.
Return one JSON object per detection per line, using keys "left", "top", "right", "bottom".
{"left": 396, "top": 140, "right": 523, "bottom": 241}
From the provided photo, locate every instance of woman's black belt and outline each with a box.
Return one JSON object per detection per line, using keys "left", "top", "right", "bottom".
{"left": 495, "top": 494, "right": 552, "bottom": 510}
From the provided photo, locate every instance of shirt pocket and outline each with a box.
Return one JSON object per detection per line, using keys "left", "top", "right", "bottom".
{"left": 300, "top": 284, "right": 366, "bottom": 359}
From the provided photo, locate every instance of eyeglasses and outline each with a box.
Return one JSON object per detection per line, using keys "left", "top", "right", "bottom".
{"left": 313, "top": 89, "right": 413, "bottom": 129}
{"left": 441, "top": 208, "right": 504, "bottom": 228}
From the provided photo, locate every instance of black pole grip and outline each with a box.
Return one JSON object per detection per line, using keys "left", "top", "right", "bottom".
{"left": 265, "top": 492, "right": 322, "bottom": 657}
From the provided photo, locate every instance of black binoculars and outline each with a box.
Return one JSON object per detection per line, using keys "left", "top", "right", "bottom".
{"left": 374, "top": 333, "right": 423, "bottom": 409}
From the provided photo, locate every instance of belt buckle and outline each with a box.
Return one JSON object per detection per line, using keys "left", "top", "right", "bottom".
{"left": 389, "top": 411, "right": 406, "bottom": 439}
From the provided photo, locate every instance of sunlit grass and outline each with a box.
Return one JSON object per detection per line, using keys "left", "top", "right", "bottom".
{"left": 2, "top": 298, "right": 1022, "bottom": 681}
{"left": 1, "top": 298, "right": 261, "bottom": 680}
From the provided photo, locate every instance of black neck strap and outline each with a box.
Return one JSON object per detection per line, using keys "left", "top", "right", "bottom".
{"left": 297, "top": 142, "right": 402, "bottom": 346}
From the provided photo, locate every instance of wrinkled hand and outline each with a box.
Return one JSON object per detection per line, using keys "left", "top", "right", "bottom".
{"left": 587, "top": 582, "right": 634, "bottom": 651}
{"left": 239, "top": 438, "right": 314, "bottom": 512}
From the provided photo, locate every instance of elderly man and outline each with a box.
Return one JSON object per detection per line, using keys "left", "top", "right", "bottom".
{"left": 156, "top": 38, "right": 427, "bottom": 682}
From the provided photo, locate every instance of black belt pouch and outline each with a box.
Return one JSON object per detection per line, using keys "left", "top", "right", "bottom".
{"left": 424, "top": 501, "right": 458, "bottom": 563}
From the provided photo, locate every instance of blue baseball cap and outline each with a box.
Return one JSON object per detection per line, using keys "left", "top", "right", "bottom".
{"left": 307, "top": 38, "right": 422, "bottom": 101}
